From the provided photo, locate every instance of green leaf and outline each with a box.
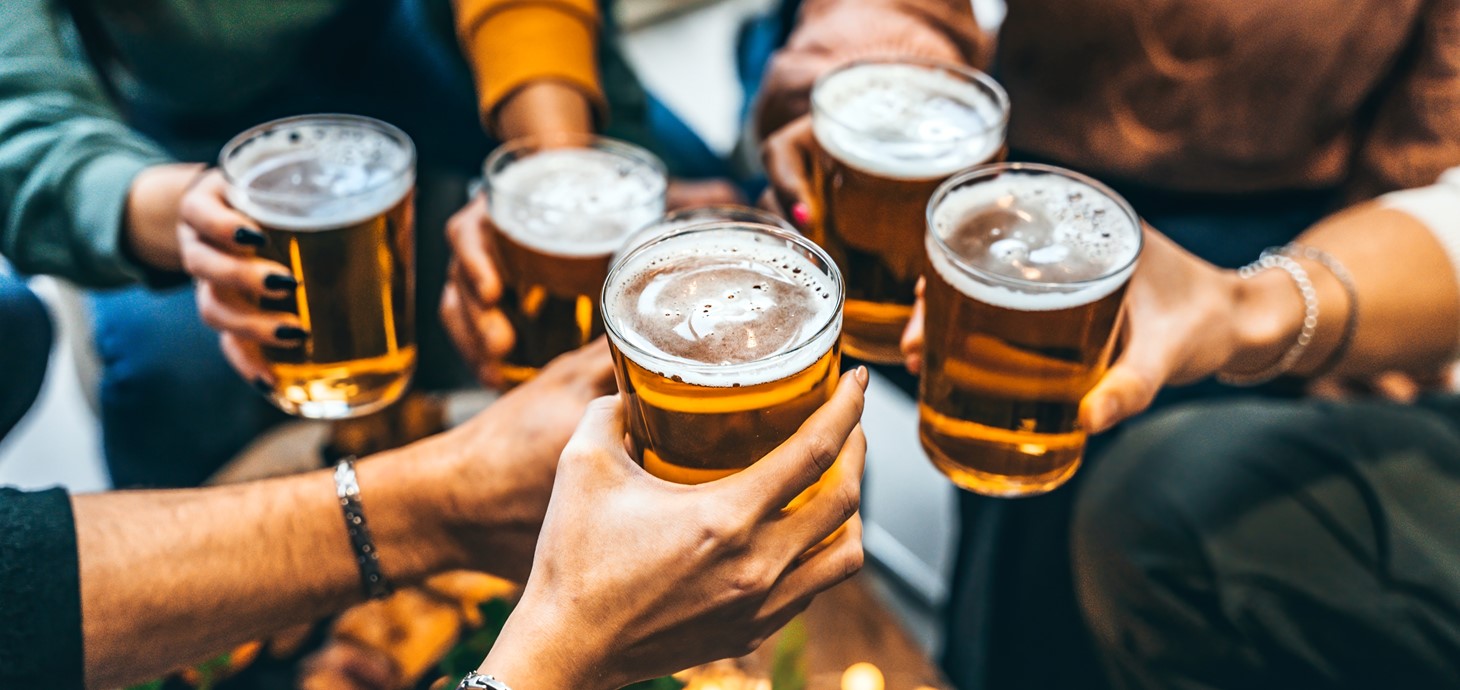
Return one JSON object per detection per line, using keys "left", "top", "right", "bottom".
{"left": 624, "top": 675, "right": 686, "bottom": 690}
{"left": 772, "top": 618, "right": 809, "bottom": 690}
{"left": 124, "top": 681, "right": 165, "bottom": 690}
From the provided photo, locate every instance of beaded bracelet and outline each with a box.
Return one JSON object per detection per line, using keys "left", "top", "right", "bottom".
{"left": 335, "top": 457, "right": 394, "bottom": 600}
{"left": 1216, "top": 253, "right": 1319, "bottom": 387}
{"left": 1274, "top": 244, "right": 1358, "bottom": 378}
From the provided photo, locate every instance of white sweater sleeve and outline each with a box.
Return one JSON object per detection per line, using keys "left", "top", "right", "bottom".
{"left": 1378, "top": 167, "right": 1460, "bottom": 356}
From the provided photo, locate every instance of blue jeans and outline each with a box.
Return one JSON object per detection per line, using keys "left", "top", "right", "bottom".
{"left": 0, "top": 273, "right": 50, "bottom": 442}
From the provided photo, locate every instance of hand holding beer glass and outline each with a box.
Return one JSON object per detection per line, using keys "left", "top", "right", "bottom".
{"left": 764, "top": 59, "right": 1008, "bottom": 364}
{"left": 181, "top": 114, "right": 417, "bottom": 419}
{"left": 482, "top": 135, "right": 667, "bottom": 386}
{"left": 916, "top": 163, "right": 1142, "bottom": 496}
{"left": 601, "top": 221, "right": 855, "bottom": 499}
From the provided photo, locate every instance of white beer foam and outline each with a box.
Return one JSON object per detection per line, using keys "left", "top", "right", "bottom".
{"left": 228, "top": 136, "right": 414, "bottom": 232}
{"left": 928, "top": 173, "right": 1139, "bottom": 311}
{"left": 813, "top": 63, "right": 1005, "bottom": 180}
{"left": 490, "top": 148, "right": 666, "bottom": 257}
{"left": 606, "top": 230, "right": 841, "bottom": 388}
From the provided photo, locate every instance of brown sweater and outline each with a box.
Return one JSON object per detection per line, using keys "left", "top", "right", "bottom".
{"left": 767, "top": 0, "right": 1460, "bottom": 197}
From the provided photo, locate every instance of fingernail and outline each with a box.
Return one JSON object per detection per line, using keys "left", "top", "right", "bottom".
{"left": 263, "top": 274, "right": 298, "bottom": 292}
{"left": 855, "top": 365, "right": 869, "bottom": 388}
{"left": 275, "top": 325, "right": 309, "bottom": 341}
{"left": 791, "top": 202, "right": 811, "bottom": 227}
{"left": 234, "top": 227, "right": 266, "bottom": 246}
{"left": 252, "top": 378, "right": 274, "bottom": 396}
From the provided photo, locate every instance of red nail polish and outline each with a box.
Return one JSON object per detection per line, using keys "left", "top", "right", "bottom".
{"left": 791, "top": 202, "right": 811, "bottom": 227}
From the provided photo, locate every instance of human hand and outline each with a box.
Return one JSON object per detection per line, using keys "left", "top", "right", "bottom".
{"left": 760, "top": 114, "right": 818, "bottom": 231}
{"left": 478, "top": 368, "right": 870, "bottom": 690}
{"left": 901, "top": 227, "right": 1262, "bottom": 434}
{"left": 176, "top": 170, "right": 308, "bottom": 386}
{"left": 440, "top": 194, "right": 516, "bottom": 387}
{"left": 424, "top": 339, "right": 617, "bottom": 582}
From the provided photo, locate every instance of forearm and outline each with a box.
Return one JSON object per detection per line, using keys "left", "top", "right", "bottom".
{"left": 76, "top": 443, "right": 464, "bottom": 689}
{"left": 1229, "top": 201, "right": 1460, "bottom": 378}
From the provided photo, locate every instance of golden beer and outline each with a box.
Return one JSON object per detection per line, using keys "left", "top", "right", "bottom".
{"left": 602, "top": 222, "right": 844, "bottom": 487}
{"left": 810, "top": 59, "right": 1008, "bottom": 364}
{"left": 485, "top": 135, "right": 666, "bottom": 386}
{"left": 920, "top": 163, "right": 1142, "bottom": 497}
{"left": 222, "top": 115, "right": 417, "bottom": 419}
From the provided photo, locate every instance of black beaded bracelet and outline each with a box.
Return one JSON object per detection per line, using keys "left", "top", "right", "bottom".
{"left": 334, "top": 457, "right": 394, "bottom": 600}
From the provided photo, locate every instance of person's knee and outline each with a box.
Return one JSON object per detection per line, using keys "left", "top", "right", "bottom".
{"left": 0, "top": 277, "right": 53, "bottom": 436}
{"left": 1073, "top": 401, "right": 1308, "bottom": 658}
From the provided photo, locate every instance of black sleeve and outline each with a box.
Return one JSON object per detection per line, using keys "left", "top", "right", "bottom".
{"left": 0, "top": 487, "right": 83, "bottom": 690}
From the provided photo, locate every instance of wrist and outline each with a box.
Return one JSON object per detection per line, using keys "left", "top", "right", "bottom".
{"left": 354, "top": 444, "right": 471, "bottom": 583}
{"left": 1225, "top": 266, "right": 1304, "bottom": 376}
{"left": 480, "top": 593, "right": 606, "bottom": 690}
{"left": 124, "top": 163, "right": 204, "bottom": 273}
{"left": 494, "top": 81, "right": 594, "bottom": 141}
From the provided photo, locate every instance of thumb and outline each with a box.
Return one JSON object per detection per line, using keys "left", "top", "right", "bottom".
{"left": 1080, "top": 340, "right": 1170, "bottom": 435}
{"left": 561, "top": 395, "right": 632, "bottom": 468}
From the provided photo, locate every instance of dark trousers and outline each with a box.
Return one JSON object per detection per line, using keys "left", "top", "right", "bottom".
{"left": 1074, "top": 396, "right": 1460, "bottom": 689}
{"left": 0, "top": 273, "right": 51, "bottom": 440}
{"left": 938, "top": 175, "right": 1341, "bottom": 690}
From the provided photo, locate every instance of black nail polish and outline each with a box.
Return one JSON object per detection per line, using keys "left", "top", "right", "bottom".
{"left": 263, "top": 274, "right": 298, "bottom": 291}
{"left": 275, "top": 325, "right": 309, "bottom": 341}
{"left": 234, "top": 227, "right": 266, "bottom": 246}
{"left": 252, "top": 378, "right": 273, "bottom": 396}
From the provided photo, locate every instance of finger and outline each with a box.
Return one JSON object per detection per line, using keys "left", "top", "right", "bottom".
{"left": 220, "top": 333, "right": 274, "bottom": 386}
{"left": 1373, "top": 372, "right": 1420, "bottom": 403}
{"left": 440, "top": 281, "right": 486, "bottom": 366}
{"left": 902, "top": 277, "right": 927, "bottom": 375}
{"left": 757, "top": 515, "right": 864, "bottom": 624}
{"left": 179, "top": 228, "right": 296, "bottom": 300}
{"left": 197, "top": 281, "right": 307, "bottom": 347}
{"left": 1079, "top": 324, "right": 1171, "bottom": 434}
{"left": 732, "top": 367, "right": 869, "bottom": 514}
{"left": 446, "top": 197, "right": 503, "bottom": 307}
{"left": 180, "top": 172, "right": 269, "bottom": 251}
{"left": 761, "top": 116, "right": 817, "bottom": 229}
{"left": 560, "top": 395, "right": 634, "bottom": 470}
{"left": 774, "top": 424, "right": 865, "bottom": 555}
{"left": 450, "top": 261, "right": 516, "bottom": 361}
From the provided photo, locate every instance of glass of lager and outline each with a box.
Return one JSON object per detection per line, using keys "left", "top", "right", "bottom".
{"left": 602, "top": 221, "right": 844, "bottom": 487}
{"left": 221, "top": 114, "right": 417, "bottom": 420}
{"left": 920, "top": 163, "right": 1142, "bottom": 497}
{"left": 810, "top": 58, "right": 1009, "bottom": 364}
{"left": 484, "top": 134, "right": 666, "bottom": 386}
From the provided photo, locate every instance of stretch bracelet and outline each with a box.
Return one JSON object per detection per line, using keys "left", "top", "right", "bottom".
{"left": 334, "top": 457, "right": 394, "bottom": 600}
{"left": 1273, "top": 244, "right": 1358, "bottom": 378}
{"left": 1217, "top": 254, "right": 1319, "bottom": 387}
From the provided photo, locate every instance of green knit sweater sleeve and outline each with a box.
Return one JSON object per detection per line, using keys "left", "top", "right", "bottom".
{"left": 0, "top": 0, "right": 172, "bottom": 287}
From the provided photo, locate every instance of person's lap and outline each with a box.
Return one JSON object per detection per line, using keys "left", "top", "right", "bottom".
{"left": 0, "top": 272, "right": 51, "bottom": 441}
{"left": 1074, "top": 395, "right": 1460, "bottom": 689}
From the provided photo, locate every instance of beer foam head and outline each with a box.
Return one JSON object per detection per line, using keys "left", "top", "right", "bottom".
{"left": 604, "top": 225, "right": 842, "bottom": 387}
{"left": 488, "top": 148, "right": 667, "bottom": 257}
{"left": 813, "top": 62, "right": 1008, "bottom": 180}
{"left": 928, "top": 168, "right": 1141, "bottom": 311}
{"left": 222, "top": 116, "right": 415, "bottom": 232}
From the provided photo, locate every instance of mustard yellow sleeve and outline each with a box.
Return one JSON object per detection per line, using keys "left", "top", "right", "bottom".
{"left": 455, "top": 0, "right": 606, "bottom": 131}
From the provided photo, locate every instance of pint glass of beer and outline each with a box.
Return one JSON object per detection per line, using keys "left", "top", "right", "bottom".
{"left": 601, "top": 222, "right": 844, "bottom": 486}
{"left": 810, "top": 59, "right": 1009, "bottom": 364}
{"left": 920, "top": 163, "right": 1142, "bottom": 497}
{"left": 221, "top": 114, "right": 417, "bottom": 419}
{"left": 485, "top": 135, "right": 666, "bottom": 386}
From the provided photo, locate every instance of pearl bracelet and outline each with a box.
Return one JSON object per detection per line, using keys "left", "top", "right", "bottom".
{"left": 1216, "top": 253, "right": 1319, "bottom": 387}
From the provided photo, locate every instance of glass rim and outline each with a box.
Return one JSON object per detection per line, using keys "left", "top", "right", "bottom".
{"left": 219, "top": 113, "right": 416, "bottom": 205}
{"left": 925, "top": 162, "right": 1145, "bottom": 291}
{"left": 483, "top": 133, "right": 668, "bottom": 213}
{"left": 660, "top": 204, "right": 795, "bottom": 231}
{"left": 600, "top": 221, "right": 845, "bottom": 380}
{"left": 811, "top": 57, "right": 1011, "bottom": 146}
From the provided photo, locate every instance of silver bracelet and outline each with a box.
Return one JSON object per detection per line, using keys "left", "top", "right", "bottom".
{"left": 1217, "top": 253, "right": 1319, "bottom": 387}
{"left": 1274, "top": 244, "right": 1358, "bottom": 378}
{"left": 334, "top": 457, "right": 394, "bottom": 600}
{"left": 458, "top": 672, "right": 512, "bottom": 690}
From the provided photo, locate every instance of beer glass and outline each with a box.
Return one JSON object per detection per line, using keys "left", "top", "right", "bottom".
{"left": 221, "top": 114, "right": 416, "bottom": 419}
{"left": 920, "top": 163, "right": 1142, "bottom": 497}
{"left": 602, "top": 221, "right": 844, "bottom": 487}
{"left": 484, "top": 134, "right": 666, "bottom": 386}
{"left": 810, "top": 59, "right": 1009, "bottom": 364}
